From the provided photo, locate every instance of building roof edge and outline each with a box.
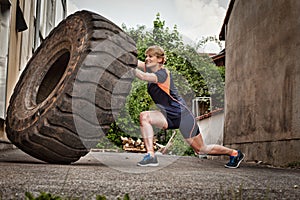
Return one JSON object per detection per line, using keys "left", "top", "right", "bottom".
{"left": 219, "top": 0, "right": 236, "bottom": 41}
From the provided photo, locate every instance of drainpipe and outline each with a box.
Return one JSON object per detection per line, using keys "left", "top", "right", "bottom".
{"left": 62, "top": 0, "right": 67, "bottom": 18}
{"left": 34, "top": 0, "right": 41, "bottom": 50}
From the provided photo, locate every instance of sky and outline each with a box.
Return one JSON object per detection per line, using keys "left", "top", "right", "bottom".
{"left": 70, "top": 0, "right": 230, "bottom": 53}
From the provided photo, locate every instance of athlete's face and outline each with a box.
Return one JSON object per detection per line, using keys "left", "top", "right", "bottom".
{"left": 145, "top": 53, "right": 163, "bottom": 68}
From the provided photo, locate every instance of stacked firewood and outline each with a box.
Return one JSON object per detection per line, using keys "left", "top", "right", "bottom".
{"left": 120, "top": 136, "right": 160, "bottom": 153}
{"left": 120, "top": 131, "right": 177, "bottom": 154}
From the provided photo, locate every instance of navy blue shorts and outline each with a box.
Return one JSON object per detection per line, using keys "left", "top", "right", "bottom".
{"left": 164, "top": 108, "right": 200, "bottom": 139}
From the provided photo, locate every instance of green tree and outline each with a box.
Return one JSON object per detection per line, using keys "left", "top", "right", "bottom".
{"left": 106, "top": 13, "right": 224, "bottom": 149}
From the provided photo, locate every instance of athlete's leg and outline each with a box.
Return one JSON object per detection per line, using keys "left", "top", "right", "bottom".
{"left": 139, "top": 110, "right": 168, "bottom": 156}
{"left": 179, "top": 109, "right": 236, "bottom": 156}
{"left": 185, "top": 134, "right": 236, "bottom": 156}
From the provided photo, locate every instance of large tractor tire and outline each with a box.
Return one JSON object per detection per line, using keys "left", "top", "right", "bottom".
{"left": 5, "top": 10, "right": 137, "bottom": 164}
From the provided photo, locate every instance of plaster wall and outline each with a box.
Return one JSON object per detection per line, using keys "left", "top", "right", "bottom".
{"left": 198, "top": 113, "right": 224, "bottom": 146}
{"left": 224, "top": 0, "right": 300, "bottom": 166}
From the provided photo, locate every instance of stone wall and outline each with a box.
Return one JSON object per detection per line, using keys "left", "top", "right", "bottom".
{"left": 224, "top": 0, "right": 300, "bottom": 166}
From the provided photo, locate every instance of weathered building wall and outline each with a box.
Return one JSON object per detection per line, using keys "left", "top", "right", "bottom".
{"left": 224, "top": 0, "right": 300, "bottom": 166}
{"left": 0, "top": 0, "right": 72, "bottom": 145}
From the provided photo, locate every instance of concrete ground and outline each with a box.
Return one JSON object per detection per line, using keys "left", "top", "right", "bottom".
{"left": 0, "top": 149, "right": 299, "bottom": 199}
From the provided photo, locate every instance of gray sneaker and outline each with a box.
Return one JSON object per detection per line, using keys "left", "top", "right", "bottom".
{"left": 225, "top": 150, "right": 245, "bottom": 169}
{"left": 137, "top": 153, "right": 159, "bottom": 167}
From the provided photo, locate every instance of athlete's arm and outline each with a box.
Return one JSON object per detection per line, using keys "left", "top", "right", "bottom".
{"left": 134, "top": 68, "right": 158, "bottom": 83}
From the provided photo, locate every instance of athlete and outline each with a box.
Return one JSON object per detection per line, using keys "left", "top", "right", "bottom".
{"left": 134, "top": 45, "right": 244, "bottom": 168}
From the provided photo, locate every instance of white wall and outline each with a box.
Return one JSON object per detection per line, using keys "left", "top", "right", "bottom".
{"left": 198, "top": 112, "right": 224, "bottom": 145}
{"left": 0, "top": 3, "right": 10, "bottom": 119}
